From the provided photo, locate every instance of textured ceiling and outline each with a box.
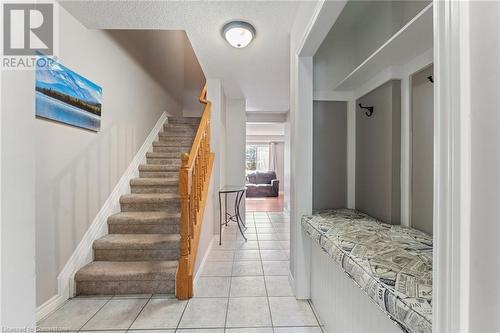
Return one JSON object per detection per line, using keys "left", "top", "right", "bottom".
{"left": 60, "top": 1, "right": 300, "bottom": 112}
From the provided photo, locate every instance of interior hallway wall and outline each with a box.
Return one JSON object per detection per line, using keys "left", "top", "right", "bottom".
{"left": 1, "top": 70, "right": 36, "bottom": 327}
{"left": 182, "top": 36, "right": 206, "bottom": 117}
{"left": 225, "top": 99, "right": 246, "bottom": 216}
{"left": 288, "top": 0, "right": 318, "bottom": 298}
{"left": 468, "top": 2, "right": 500, "bottom": 331}
{"left": 106, "top": 30, "right": 206, "bottom": 118}
{"left": 313, "top": 101, "right": 347, "bottom": 210}
{"left": 195, "top": 79, "right": 225, "bottom": 275}
{"left": 274, "top": 142, "right": 285, "bottom": 191}
{"left": 225, "top": 99, "right": 247, "bottom": 186}
{"left": 410, "top": 65, "right": 433, "bottom": 235}
{"left": 355, "top": 80, "right": 401, "bottom": 224}
{"left": 284, "top": 114, "right": 291, "bottom": 213}
{"left": 34, "top": 7, "right": 181, "bottom": 306}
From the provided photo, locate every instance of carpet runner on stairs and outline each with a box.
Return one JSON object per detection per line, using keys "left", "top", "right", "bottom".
{"left": 75, "top": 117, "right": 200, "bottom": 296}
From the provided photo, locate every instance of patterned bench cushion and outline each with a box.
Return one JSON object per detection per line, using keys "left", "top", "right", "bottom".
{"left": 302, "top": 209, "right": 432, "bottom": 333}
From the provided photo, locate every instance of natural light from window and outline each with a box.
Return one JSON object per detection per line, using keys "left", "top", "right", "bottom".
{"left": 246, "top": 144, "right": 270, "bottom": 172}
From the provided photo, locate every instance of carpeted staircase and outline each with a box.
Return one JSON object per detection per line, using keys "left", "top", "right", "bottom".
{"left": 74, "top": 117, "right": 200, "bottom": 296}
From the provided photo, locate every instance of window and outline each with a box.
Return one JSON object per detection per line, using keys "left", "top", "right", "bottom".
{"left": 246, "top": 144, "right": 270, "bottom": 172}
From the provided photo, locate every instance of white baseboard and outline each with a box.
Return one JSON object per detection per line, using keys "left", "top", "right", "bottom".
{"left": 193, "top": 236, "right": 216, "bottom": 288}
{"left": 288, "top": 271, "right": 295, "bottom": 295}
{"left": 36, "top": 112, "right": 168, "bottom": 321}
{"left": 36, "top": 294, "right": 67, "bottom": 322}
{"left": 283, "top": 206, "right": 290, "bottom": 216}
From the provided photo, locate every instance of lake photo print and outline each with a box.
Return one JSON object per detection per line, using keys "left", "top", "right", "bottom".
{"left": 35, "top": 57, "right": 102, "bottom": 131}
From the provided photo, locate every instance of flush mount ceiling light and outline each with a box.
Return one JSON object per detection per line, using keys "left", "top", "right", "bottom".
{"left": 222, "top": 21, "right": 256, "bottom": 48}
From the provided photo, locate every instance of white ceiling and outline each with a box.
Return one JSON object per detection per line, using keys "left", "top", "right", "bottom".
{"left": 60, "top": 1, "right": 300, "bottom": 112}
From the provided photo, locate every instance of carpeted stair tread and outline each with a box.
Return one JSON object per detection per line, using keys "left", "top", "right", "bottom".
{"left": 139, "top": 164, "right": 180, "bottom": 172}
{"left": 120, "top": 193, "right": 179, "bottom": 201}
{"left": 130, "top": 177, "right": 178, "bottom": 186}
{"left": 94, "top": 234, "right": 180, "bottom": 250}
{"left": 163, "top": 124, "right": 198, "bottom": 131}
{"left": 107, "top": 211, "right": 180, "bottom": 234}
{"left": 120, "top": 192, "right": 180, "bottom": 212}
{"left": 159, "top": 131, "right": 196, "bottom": 137}
{"left": 130, "top": 177, "right": 179, "bottom": 191}
{"left": 160, "top": 129, "right": 196, "bottom": 137}
{"left": 145, "top": 158, "right": 181, "bottom": 166}
{"left": 146, "top": 152, "right": 183, "bottom": 159}
{"left": 153, "top": 141, "right": 192, "bottom": 148}
{"left": 147, "top": 152, "right": 182, "bottom": 158}
{"left": 158, "top": 135, "right": 194, "bottom": 141}
{"left": 75, "top": 261, "right": 177, "bottom": 282}
{"left": 108, "top": 211, "right": 180, "bottom": 225}
{"left": 166, "top": 117, "right": 200, "bottom": 125}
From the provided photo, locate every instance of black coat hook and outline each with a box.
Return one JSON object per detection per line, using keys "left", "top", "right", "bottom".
{"left": 358, "top": 103, "right": 374, "bottom": 117}
{"left": 427, "top": 75, "right": 434, "bottom": 83}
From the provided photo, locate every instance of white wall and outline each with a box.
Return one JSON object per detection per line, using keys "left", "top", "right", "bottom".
{"left": 32, "top": 7, "right": 182, "bottom": 306}
{"left": 205, "top": 79, "right": 225, "bottom": 247}
{"left": 468, "top": 2, "right": 500, "bottom": 331}
{"left": 274, "top": 142, "right": 285, "bottom": 191}
{"left": 289, "top": 0, "right": 319, "bottom": 298}
{"left": 188, "top": 80, "right": 228, "bottom": 282}
{"left": 284, "top": 113, "right": 291, "bottom": 213}
{"left": 246, "top": 123, "right": 285, "bottom": 136}
{"left": 224, "top": 99, "right": 246, "bottom": 219}
{"left": 225, "top": 99, "right": 246, "bottom": 186}
{"left": 246, "top": 112, "right": 288, "bottom": 123}
{"left": 183, "top": 36, "right": 206, "bottom": 117}
{"left": 193, "top": 175, "right": 215, "bottom": 275}
{"left": 1, "top": 70, "right": 37, "bottom": 328}
{"left": 105, "top": 30, "right": 206, "bottom": 119}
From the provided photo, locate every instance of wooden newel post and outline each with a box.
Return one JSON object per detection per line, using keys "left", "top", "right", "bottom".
{"left": 177, "top": 153, "right": 191, "bottom": 299}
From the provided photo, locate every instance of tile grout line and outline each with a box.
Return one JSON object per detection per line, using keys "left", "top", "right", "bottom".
{"left": 174, "top": 296, "right": 189, "bottom": 331}
{"left": 306, "top": 299, "right": 325, "bottom": 332}
{"left": 125, "top": 294, "right": 153, "bottom": 331}
{"left": 223, "top": 235, "right": 237, "bottom": 332}
{"left": 260, "top": 212, "right": 275, "bottom": 333}
{"left": 76, "top": 296, "right": 113, "bottom": 331}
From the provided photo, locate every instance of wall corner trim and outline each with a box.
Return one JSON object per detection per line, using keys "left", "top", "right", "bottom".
{"left": 193, "top": 236, "right": 216, "bottom": 287}
{"left": 36, "top": 112, "right": 168, "bottom": 322}
{"left": 288, "top": 271, "right": 295, "bottom": 294}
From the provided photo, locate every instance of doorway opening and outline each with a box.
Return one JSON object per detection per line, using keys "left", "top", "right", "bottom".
{"left": 244, "top": 120, "right": 290, "bottom": 265}
{"left": 245, "top": 123, "right": 286, "bottom": 213}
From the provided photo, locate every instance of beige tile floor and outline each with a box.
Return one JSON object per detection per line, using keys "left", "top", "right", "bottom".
{"left": 37, "top": 212, "right": 323, "bottom": 333}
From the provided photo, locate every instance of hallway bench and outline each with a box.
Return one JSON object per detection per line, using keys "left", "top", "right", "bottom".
{"left": 302, "top": 209, "right": 432, "bottom": 333}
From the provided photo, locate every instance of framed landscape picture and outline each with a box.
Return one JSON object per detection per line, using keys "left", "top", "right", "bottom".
{"left": 35, "top": 56, "right": 102, "bottom": 131}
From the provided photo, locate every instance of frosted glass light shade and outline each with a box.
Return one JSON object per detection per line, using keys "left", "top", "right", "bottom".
{"left": 222, "top": 21, "right": 256, "bottom": 48}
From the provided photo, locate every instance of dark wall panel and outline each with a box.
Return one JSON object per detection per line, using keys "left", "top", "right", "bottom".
{"left": 313, "top": 101, "right": 348, "bottom": 210}
{"left": 411, "top": 65, "right": 434, "bottom": 234}
{"left": 356, "top": 80, "right": 401, "bottom": 224}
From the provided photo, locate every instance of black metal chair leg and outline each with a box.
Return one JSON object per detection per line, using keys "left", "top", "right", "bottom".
{"left": 219, "top": 192, "right": 222, "bottom": 245}
{"left": 234, "top": 190, "right": 247, "bottom": 241}
{"left": 224, "top": 194, "right": 229, "bottom": 226}
{"left": 236, "top": 190, "right": 247, "bottom": 229}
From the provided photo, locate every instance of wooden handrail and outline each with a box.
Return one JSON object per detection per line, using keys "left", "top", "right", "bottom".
{"left": 176, "top": 84, "right": 215, "bottom": 299}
